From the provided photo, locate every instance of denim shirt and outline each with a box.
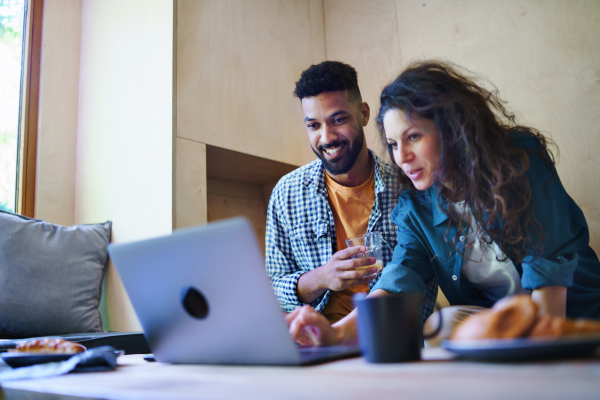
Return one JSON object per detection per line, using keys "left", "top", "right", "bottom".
{"left": 373, "top": 134, "right": 600, "bottom": 318}
{"left": 266, "top": 151, "right": 438, "bottom": 315}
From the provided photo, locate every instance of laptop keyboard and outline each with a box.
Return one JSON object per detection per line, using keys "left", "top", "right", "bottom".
{"left": 298, "top": 345, "right": 360, "bottom": 364}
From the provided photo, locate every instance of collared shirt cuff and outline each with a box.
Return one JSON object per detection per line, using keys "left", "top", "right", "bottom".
{"left": 371, "top": 262, "right": 426, "bottom": 294}
{"left": 310, "top": 290, "right": 330, "bottom": 313}
{"left": 278, "top": 271, "right": 330, "bottom": 313}
{"left": 521, "top": 253, "right": 578, "bottom": 290}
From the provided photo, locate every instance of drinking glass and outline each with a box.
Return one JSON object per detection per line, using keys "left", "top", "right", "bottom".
{"left": 345, "top": 232, "right": 384, "bottom": 274}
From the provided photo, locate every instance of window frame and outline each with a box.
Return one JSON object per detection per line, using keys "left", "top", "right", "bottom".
{"left": 16, "top": 0, "right": 43, "bottom": 217}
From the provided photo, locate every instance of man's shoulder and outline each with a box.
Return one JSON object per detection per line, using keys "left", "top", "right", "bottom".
{"left": 273, "top": 158, "right": 322, "bottom": 193}
{"left": 372, "top": 152, "right": 399, "bottom": 188}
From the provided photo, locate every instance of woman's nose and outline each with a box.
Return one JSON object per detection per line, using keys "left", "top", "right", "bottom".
{"left": 397, "top": 144, "right": 413, "bottom": 164}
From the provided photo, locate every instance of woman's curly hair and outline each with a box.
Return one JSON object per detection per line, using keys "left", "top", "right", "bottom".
{"left": 376, "top": 61, "right": 556, "bottom": 264}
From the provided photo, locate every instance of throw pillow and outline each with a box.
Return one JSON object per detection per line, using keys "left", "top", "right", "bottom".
{"left": 0, "top": 210, "right": 110, "bottom": 337}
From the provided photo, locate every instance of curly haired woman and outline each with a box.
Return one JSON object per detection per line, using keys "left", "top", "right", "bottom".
{"left": 287, "top": 61, "right": 600, "bottom": 346}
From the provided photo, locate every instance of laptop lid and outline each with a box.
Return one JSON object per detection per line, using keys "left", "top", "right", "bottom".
{"left": 108, "top": 217, "right": 307, "bottom": 365}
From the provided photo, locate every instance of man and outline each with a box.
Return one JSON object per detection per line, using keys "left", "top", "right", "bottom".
{"left": 266, "top": 61, "right": 437, "bottom": 324}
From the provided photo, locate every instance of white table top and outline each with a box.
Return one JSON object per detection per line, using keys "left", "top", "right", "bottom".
{"left": 2, "top": 348, "right": 600, "bottom": 400}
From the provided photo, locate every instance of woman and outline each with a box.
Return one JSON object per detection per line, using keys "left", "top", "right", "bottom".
{"left": 288, "top": 61, "right": 600, "bottom": 346}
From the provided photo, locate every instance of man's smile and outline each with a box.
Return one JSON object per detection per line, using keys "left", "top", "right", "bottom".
{"left": 319, "top": 142, "right": 347, "bottom": 161}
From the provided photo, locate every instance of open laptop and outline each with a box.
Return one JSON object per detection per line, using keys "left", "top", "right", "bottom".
{"left": 107, "top": 217, "right": 359, "bottom": 365}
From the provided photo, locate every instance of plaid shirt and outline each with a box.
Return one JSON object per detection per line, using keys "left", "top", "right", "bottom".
{"left": 266, "top": 151, "right": 437, "bottom": 323}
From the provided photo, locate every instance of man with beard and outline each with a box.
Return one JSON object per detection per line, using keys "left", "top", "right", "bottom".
{"left": 266, "top": 61, "right": 437, "bottom": 324}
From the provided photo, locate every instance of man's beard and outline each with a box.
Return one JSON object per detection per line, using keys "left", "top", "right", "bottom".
{"left": 312, "top": 129, "right": 365, "bottom": 175}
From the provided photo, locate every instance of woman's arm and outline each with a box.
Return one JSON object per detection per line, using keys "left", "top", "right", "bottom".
{"left": 531, "top": 285, "right": 567, "bottom": 317}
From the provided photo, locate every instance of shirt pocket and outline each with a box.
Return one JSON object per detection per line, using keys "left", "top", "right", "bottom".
{"left": 291, "top": 222, "right": 330, "bottom": 269}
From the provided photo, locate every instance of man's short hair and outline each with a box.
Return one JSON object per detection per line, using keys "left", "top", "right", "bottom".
{"left": 294, "top": 61, "right": 362, "bottom": 103}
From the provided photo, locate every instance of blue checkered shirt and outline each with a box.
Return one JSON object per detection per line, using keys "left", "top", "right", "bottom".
{"left": 266, "top": 151, "right": 437, "bottom": 324}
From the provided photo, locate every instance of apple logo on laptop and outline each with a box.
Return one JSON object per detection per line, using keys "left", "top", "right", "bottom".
{"left": 181, "top": 287, "right": 209, "bottom": 319}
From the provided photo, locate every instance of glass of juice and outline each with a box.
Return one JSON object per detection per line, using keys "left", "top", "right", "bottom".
{"left": 345, "top": 232, "right": 384, "bottom": 275}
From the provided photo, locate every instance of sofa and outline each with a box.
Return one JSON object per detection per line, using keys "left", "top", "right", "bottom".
{"left": 0, "top": 210, "right": 150, "bottom": 354}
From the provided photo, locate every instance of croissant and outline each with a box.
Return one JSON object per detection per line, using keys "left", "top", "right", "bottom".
{"left": 450, "top": 294, "right": 600, "bottom": 340}
{"left": 9, "top": 338, "right": 86, "bottom": 354}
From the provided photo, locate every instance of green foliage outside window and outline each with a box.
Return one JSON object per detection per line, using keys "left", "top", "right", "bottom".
{"left": 0, "top": 0, "right": 25, "bottom": 213}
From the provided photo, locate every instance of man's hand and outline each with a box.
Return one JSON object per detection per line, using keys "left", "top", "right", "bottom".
{"left": 296, "top": 246, "right": 378, "bottom": 304}
{"left": 319, "top": 246, "right": 379, "bottom": 291}
{"left": 285, "top": 305, "right": 339, "bottom": 346}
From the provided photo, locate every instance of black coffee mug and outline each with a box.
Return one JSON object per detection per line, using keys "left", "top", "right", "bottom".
{"left": 354, "top": 292, "right": 441, "bottom": 363}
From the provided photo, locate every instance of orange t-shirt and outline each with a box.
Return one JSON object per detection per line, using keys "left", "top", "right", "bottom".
{"left": 322, "top": 169, "right": 375, "bottom": 324}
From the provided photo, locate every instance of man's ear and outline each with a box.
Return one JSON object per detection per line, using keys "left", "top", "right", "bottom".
{"left": 360, "top": 102, "right": 371, "bottom": 126}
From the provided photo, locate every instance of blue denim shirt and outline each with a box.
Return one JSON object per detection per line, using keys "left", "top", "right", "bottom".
{"left": 373, "top": 134, "right": 600, "bottom": 318}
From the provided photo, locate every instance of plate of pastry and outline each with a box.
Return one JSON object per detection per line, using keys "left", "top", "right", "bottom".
{"left": 1, "top": 337, "right": 87, "bottom": 368}
{"left": 442, "top": 295, "right": 600, "bottom": 361}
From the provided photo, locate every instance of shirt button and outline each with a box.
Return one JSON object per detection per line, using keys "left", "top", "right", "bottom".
{"left": 452, "top": 275, "right": 458, "bottom": 281}
{"left": 459, "top": 236, "right": 466, "bottom": 242}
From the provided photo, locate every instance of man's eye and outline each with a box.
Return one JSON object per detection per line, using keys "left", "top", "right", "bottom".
{"left": 307, "top": 123, "right": 319, "bottom": 130}
{"left": 333, "top": 117, "right": 346, "bottom": 124}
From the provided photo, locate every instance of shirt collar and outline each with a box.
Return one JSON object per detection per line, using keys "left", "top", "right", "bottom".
{"left": 303, "top": 150, "right": 386, "bottom": 197}
{"left": 430, "top": 183, "right": 449, "bottom": 226}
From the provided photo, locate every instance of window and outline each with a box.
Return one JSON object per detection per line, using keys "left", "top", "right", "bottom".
{"left": 0, "top": 0, "right": 25, "bottom": 213}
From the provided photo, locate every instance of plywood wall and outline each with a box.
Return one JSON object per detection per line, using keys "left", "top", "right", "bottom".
{"left": 176, "top": 0, "right": 322, "bottom": 167}
{"left": 324, "top": 0, "right": 403, "bottom": 156}
{"left": 321, "top": 0, "right": 600, "bottom": 254}
{"left": 75, "top": 0, "right": 174, "bottom": 332}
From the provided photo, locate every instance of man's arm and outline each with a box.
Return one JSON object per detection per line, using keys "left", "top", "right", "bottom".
{"left": 265, "top": 186, "right": 308, "bottom": 312}
{"left": 266, "top": 182, "right": 379, "bottom": 308}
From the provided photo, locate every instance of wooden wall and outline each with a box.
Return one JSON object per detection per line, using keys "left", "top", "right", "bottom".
{"left": 176, "top": 0, "right": 600, "bottom": 257}
{"left": 32, "top": 0, "right": 599, "bottom": 331}
{"left": 175, "top": 0, "right": 323, "bottom": 236}
{"left": 176, "top": 0, "right": 321, "bottom": 167}
{"left": 318, "top": 0, "right": 600, "bottom": 254}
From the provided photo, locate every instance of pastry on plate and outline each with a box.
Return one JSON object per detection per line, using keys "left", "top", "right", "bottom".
{"left": 8, "top": 338, "right": 86, "bottom": 354}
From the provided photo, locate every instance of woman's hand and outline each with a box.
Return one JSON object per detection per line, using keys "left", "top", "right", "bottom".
{"left": 285, "top": 306, "right": 339, "bottom": 346}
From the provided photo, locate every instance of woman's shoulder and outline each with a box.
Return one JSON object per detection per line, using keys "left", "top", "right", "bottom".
{"left": 508, "top": 131, "right": 544, "bottom": 151}
{"left": 391, "top": 188, "right": 431, "bottom": 222}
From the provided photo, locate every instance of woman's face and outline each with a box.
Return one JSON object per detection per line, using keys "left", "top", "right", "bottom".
{"left": 383, "top": 109, "right": 442, "bottom": 191}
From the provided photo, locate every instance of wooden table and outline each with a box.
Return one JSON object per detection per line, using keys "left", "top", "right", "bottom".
{"left": 2, "top": 348, "right": 600, "bottom": 400}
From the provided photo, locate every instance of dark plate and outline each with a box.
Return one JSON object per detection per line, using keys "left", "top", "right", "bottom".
{"left": 0, "top": 352, "right": 79, "bottom": 368}
{"left": 442, "top": 334, "right": 600, "bottom": 361}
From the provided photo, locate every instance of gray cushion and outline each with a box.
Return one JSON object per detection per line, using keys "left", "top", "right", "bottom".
{"left": 0, "top": 210, "right": 110, "bottom": 337}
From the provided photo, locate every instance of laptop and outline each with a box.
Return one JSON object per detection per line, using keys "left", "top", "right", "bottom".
{"left": 107, "top": 217, "right": 359, "bottom": 365}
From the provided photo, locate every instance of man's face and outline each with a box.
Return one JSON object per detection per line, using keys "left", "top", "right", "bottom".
{"left": 301, "top": 91, "right": 369, "bottom": 176}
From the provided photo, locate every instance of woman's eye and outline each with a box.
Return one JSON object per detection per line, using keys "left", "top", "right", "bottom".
{"left": 387, "top": 142, "right": 397, "bottom": 149}
{"left": 408, "top": 134, "right": 420, "bottom": 141}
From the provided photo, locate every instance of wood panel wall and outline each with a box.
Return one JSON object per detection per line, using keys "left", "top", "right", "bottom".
{"left": 176, "top": 0, "right": 600, "bottom": 256}
{"left": 324, "top": 0, "right": 402, "bottom": 157}
{"left": 176, "top": 0, "right": 322, "bottom": 167}
{"left": 391, "top": 0, "right": 600, "bottom": 253}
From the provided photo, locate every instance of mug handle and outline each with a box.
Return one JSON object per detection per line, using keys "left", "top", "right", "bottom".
{"left": 422, "top": 299, "right": 443, "bottom": 340}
